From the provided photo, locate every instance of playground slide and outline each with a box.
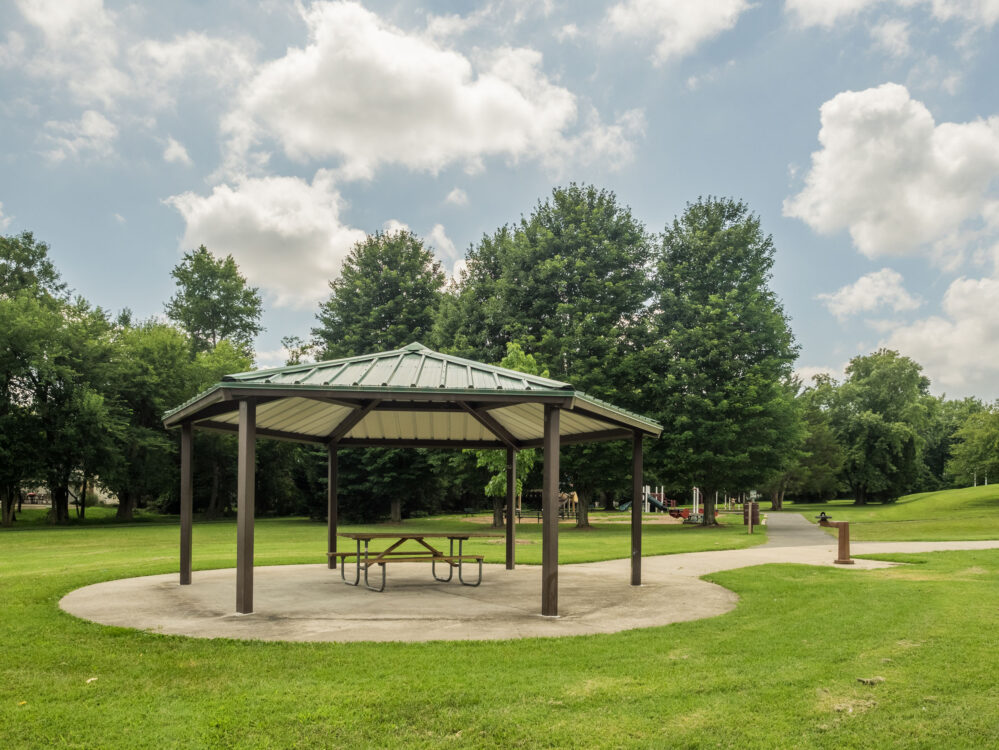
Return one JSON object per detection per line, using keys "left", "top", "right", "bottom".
{"left": 619, "top": 498, "right": 672, "bottom": 512}
{"left": 647, "top": 496, "right": 670, "bottom": 512}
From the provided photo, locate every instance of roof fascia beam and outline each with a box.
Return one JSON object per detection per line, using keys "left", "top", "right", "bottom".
{"left": 196, "top": 419, "right": 324, "bottom": 445}
{"left": 519, "top": 428, "right": 634, "bottom": 448}
{"left": 326, "top": 399, "right": 382, "bottom": 443}
{"left": 337, "top": 437, "right": 506, "bottom": 449}
{"left": 458, "top": 402, "right": 521, "bottom": 451}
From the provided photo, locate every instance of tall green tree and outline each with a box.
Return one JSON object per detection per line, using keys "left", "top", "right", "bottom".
{"left": 473, "top": 343, "right": 544, "bottom": 526}
{"left": 945, "top": 406, "right": 999, "bottom": 487}
{"left": 435, "top": 185, "right": 652, "bottom": 525}
{"left": 314, "top": 231, "right": 445, "bottom": 359}
{"left": 313, "top": 230, "right": 447, "bottom": 522}
{"left": 785, "top": 374, "right": 845, "bottom": 502}
{"left": 829, "top": 349, "right": 931, "bottom": 504}
{"left": 646, "top": 197, "right": 799, "bottom": 525}
{"left": 165, "top": 245, "right": 263, "bottom": 354}
{"left": 103, "top": 319, "right": 199, "bottom": 519}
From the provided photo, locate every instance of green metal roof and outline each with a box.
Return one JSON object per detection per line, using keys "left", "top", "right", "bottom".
{"left": 221, "top": 342, "right": 575, "bottom": 391}
{"left": 163, "top": 343, "right": 661, "bottom": 446}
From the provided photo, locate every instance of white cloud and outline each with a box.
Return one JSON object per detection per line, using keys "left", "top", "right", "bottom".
{"left": 165, "top": 170, "right": 367, "bottom": 309}
{"left": 128, "top": 32, "right": 255, "bottom": 109}
{"left": 41, "top": 110, "right": 118, "bottom": 163}
{"left": 883, "top": 275, "right": 999, "bottom": 397}
{"left": 163, "top": 136, "right": 192, "bottom": 166}
{"left": 0, "top": 202, "right": 12, "bottom": 230}
{"left": 555, "top": 24, "right": 580, "bottom": 42}
{"left": 795, "top": 364, "right": 843, "bottom": 385}
{"left": 10, "top": 0, "right": 128, "bottom": 108}
{"left": 450, "top": 257, "right": 469, "bottom": 282}
{"left": 427, "top": 223, "right": 457, "bottom": 260}
{"left": 786, "top": 0, "right": 999, "bottom": 27}
{"left": 784, "top": 83, "right": 999, "bottom": 265}
{"left": 222, "top": 1, "right": 635, "bottom": 180}
{"left": 382, "top": 219, "right": 410, "bottom": 236}
{"left": 607, "top": 0, "right": 750, "bottom": 64}
{"left": 113, "top": 212, "right": 125, "bottom": 224}
{"left": 444, "top": 188, "right": 469, "bottom": 207}
{"left": 870, "top": 18, "right": 912, "bottom": 57}
{"left": 818, "top": 268, "right": 922, "bottom": 319}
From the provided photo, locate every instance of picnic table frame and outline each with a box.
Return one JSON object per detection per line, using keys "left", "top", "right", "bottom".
{"left": 333, "top": 532, "right": 500, "bottom": 592}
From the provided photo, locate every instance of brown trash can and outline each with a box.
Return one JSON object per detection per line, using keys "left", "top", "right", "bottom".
{"left": 742, "top": 501, "right": 760, "bottom": 525}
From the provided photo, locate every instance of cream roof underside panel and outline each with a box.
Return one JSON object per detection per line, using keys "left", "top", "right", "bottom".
{"left": 490, "top": 402, "right": 620, "bottom": 440}
{"left": 204, "top": 398, "right": 354, "bottom": 437}
{"left": 345, "top": 410, "right": 495, "bottom": 442}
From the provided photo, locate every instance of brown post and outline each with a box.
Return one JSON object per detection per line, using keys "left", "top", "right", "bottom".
{"left": 505, "top": 447, "right": 516, "bottom": 570}
{"left": 327, "top": 442, "right": 338, "bottom": 569}
{"left": 818, "top": 517, "right": 855, "bottom": 565}
{"left": 542, "top": 405, "right": 560, "bottom": 616}
{"left": 179, "top": 421, "right": 193, "bottom": 585}
{"left": 236, "top": 399, "right": 256, "bottom": 614}
{"left": 631, "top": 431, "right": 643, "bottom": 586}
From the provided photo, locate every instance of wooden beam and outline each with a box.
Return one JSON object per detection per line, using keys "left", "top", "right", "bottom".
{"left": 326, "top": 399, "right": 381, "bottom": 442}
{"left": 459, "top": 402, "right": 521, "bottom": 450}
{"left": 236, "top": 400, "right": 256, "bottom": 614}
{"left": 336, "top": 437, "right": 507, "bottom": 449}
{"left": 223, "top": 388, "right": 360, "bottom": 410}
{"left": 179, "top": 422, "right": 193, "bottom": 585}
{"left": 506, "top": 448, "right": 516, "bottom": 570}
{"left": 631, "top": 431, "right": 643, "bottom": 586}
{"left": 196, "top": 419, "right": 323, "bottom": 445}
{"left": 519, "top": 428, "right": 633, "bottom": 449}
{"left": 542, "top": 404, "right": 560, "bottom": 617}
{"left": 328, "top": 444, "right": 338, "bottom": 570}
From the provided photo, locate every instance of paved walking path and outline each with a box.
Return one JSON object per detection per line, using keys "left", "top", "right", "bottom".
{"left": 59, "top": 514, "right": 999, "bottom": 643}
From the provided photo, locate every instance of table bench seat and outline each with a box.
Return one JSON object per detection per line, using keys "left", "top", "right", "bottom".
{"left": 329, "top": 537, "right": 488, "bottom": 592}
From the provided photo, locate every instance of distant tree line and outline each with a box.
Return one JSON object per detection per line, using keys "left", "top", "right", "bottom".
{"left": 1, "top": 186, "right": 995, "bottom": 527}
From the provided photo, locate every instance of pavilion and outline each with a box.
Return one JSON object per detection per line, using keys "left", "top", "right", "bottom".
{"left": 162, "top": 343, "right": 662, "bottom": 617}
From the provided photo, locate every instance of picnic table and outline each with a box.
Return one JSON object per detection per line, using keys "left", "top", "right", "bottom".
{"left": 332, "top": 532, "right": 501, "bottom": 592}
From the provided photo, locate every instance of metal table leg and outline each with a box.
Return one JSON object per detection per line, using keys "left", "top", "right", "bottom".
{"left": 457, "top": 537, "right": 482, "bottom": 586}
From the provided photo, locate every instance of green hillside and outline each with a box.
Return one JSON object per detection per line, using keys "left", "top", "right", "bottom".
{"left": 788, "top": 485, "right": 999, "bottom": 541}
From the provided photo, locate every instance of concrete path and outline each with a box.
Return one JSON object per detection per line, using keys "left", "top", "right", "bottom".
{"left": 762, "top": 509, "right": 833, "bottom": 547}
{"left": 59, "top": 515, "right": 999, "bottom": 643}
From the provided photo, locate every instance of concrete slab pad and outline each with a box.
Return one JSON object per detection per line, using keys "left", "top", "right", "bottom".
{"left": 58, "top": 526, "right": 999, "bottom": 644}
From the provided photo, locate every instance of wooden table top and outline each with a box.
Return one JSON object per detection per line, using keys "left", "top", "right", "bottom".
{"left": 338, "top": 532, "right": 502, "bottom": 540}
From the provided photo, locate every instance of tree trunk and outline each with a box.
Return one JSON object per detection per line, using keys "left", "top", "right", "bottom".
{"left": 575, "top": 488, "right": 591, "bottom": 528}
{"left": 492, "top": 495, "right": 504, "bottom": 528}
{"left": 116, "top": 489, "right": 136, "bottom": 520}
{"left": 390, "top": 497, "right": 401, "bottom": 523}
{"left": 78, "top": 475, "right": 87, "bottom": 520}
{"left": 853, "top": 484, "right": 867, "bottom": 505}
{"left": 52, "top": 485, "right": 70, "bottom": 524}
{"left": 700, "top": 486, "right": 719, "bottom": 526}
{"left": 770, "top": 490, "right": 782, "bottom": 511}
{"left": 1, "top": 485, "right": 15, "bottom": 526}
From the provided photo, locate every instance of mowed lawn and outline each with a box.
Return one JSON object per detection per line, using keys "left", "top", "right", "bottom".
{"left": 784, "top": 485, "right": 999, "bottom": 541}
{"left": 2, "top": 508, "right": 999, "bottom": 748}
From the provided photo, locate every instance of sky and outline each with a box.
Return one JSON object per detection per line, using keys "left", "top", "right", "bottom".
{"left": 2, "top": 0, "right": 998, "bottom": 400}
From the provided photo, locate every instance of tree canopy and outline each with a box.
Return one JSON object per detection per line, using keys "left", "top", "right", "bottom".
{"left": 645, "top": 197, "right": 799, "bottom": 523}
{"left": 165, "top": 245, "right": 263, "bottom": 354}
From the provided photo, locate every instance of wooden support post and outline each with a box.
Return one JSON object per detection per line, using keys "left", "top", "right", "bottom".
{"left": 179, "top": 422, "right": 193, "bottom": 585}
{"left": 505, "top": 448, "right": 516, "bottom": 570}
{"left": 542, "top": 405, "right": 560, "bottom": 616}
{"left": 631, "top": 431, "right": 643, "bottom": 586}
{"left": 236, "top": 399, "right": 256, "bottom": 614}
{"left": 328, "top": 443, "right": 338, "bottom": 569}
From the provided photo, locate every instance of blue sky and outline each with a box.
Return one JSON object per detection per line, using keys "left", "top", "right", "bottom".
{"left": 2, "top": 1, "right": 998, "bottom": 399}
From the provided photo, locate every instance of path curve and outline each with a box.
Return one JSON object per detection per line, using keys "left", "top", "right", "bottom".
{"left": 59, "top": 516, "right": 999, "bottom": 643}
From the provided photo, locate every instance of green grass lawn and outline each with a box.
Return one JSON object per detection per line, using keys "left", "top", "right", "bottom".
{"left": 784, "top": 485, "right": 999, "bottom": 541}
{"left": 3, "top": 508, "right": 998, "bottom": 748}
